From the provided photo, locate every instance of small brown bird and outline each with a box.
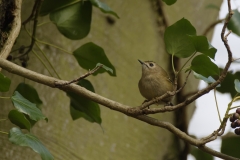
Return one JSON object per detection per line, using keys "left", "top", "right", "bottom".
{"left": 138, "top": 60, "right": 173, "bottom": 104}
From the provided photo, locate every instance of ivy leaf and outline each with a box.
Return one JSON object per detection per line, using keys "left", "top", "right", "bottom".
{"left": 205, "top": 4, "right": 220, "bottom": 11}
{"left": 164, "top": 18, "right": 196, "bottom": 58}
{"left": 96, "top": 63, "right": 113, "bottom": 74}
{"left": 70, "top": 105, "right": 94, "bottom": 122}
{"left": 221, "top": 133, "right": 240, "bottom": 158}
{"left": 234, "top": 79, "right": 240, "bottom": 93}
{"left": 40, "top": 0, "right": 78, "bottom": 16}
{"left": 188, "top": 35, "right": 217, "bottom": 59}
{"left": 162, "top": 0, "right": 177, "bottom": 5}
{"left": 66, "top": 79, "right": 101, "bottom": 124}
{"left": 227, "top": 9, "right": 240, "bottom": 37}
{"left": 8, "top": 110, "right": 31, "bottom": 132}
{"left": 15, "top": 83, "right": 42, "bottom": 107}
{"left": 217, "top": 70, "right": 240, "bottom": 98}
{"left": 9, "top": 127, "right": 54, "bottom": 160}
{"left": 0, "top": 73, "right": 11, "bottom": 92}
{"left": 90, "top": 0, "right": 119, "bottom": 18}
{"left": 50, "top": 1, "right": 92, "bottom": 40}
{"left": 191, "top": 55, "right": 219, "bottom": 77}
{"left": 11, "top": 91, "right": 47, "bottom": 122}
{"left": 193, "top": 72, "right": 220, "bottom": 87}
{"left": 73, "top": 42, "right": 116, "bottom": 76}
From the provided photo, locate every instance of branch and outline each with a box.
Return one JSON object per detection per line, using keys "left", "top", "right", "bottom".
{"left": 0, "top": 0, "right": 22, "bottom": 61}
{"left": 0, "top": 58, "right": 237, "bottom": 160}
{"left": 55, "top": 64, "right": 103, "bottom": 86}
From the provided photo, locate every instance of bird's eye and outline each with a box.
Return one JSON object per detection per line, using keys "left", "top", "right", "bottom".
{"left": 149, "top": 63, "right": 154, "bottom": 67}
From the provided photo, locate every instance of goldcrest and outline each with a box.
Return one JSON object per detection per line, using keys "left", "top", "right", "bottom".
{"left": 138, "top": 60, "right": 173, "bottom": 103}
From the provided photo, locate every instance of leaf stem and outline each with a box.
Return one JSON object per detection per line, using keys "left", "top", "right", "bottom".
{"left": 37, "top": 40, "right": 72, "bottom": 55}
{"left": 0, "top": 96, "right": 10, "bottom": 99}
{"left": 178, "top": 51, "right": 197, "bottom": 73}
{"left": 32, "top": 49, "right": 54, "bottom": 77}
{"left": 35, "top": 42, "right": 61, "bottom": 79}
{"left": 172, "top": 54, "right": 176, "bottom": 74}
{"left": 214, "top": 88, "right": 222, "bottom": 123}
{"left": 37, "top": 21, "right": 52, "bottom": 27}
{"left": 0, "top": 130, "right": 8, "bottom": 134}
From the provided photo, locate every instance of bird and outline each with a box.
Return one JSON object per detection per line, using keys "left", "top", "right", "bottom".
{"left": 138, "top": 60, "right": 173, "bottom": 104}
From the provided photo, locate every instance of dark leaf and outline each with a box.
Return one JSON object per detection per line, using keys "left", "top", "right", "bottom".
{"left": 70, "top": 105, "right": 94, "bottom": 122}
{"left": 217, "top": 70, "right": 240, "bottom": 98}
{"left": 11, "top": 91, "right": 47, "bottom": 122}
{"left": 221, "top": 133, "right": 240, "bottom": 158}
{"left": 0, "top": 73, "right": 11, "bottom": 92}
{"left": 50, "top": 1, "right": 92, "bottom": 40}
{"left": 188, "top": 35, "right": 217, "bottom": 59}
{"left": 66, "top": 79, "right": 101, "bottom": 124}
{"left": 90, "top": 0, "right": 119, "bottom": 18}
{"left": 162, "top": 0, "right": 177, "bottom": 5}
{"left": 73, "top": 42, "right": 116, "bottom": 76}
{"left": 15, "top": 83, "right": 42, "bottom": 107}
{"left": 40, "top": 0, "right": 78, "bottom": 16}
{"left": 96, "top": 63, "right": 113, "bottom": 74}
{"left": 191, "top": 55, "right": 219, "bottom": 77}
{"left": 164, "top": 18, "right": 196, "bottom": 58}
{"left": 9, "top": 127, "right": 54, "bottom": 160}
{"left": 227, "top": 9, "right": 240, "bottom": 37}
{"left": 8, "top": 110, "right": 31, "bottom": 131}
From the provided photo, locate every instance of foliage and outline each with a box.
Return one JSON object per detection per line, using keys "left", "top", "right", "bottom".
{"left": 1, "top": 0, "right": 240, "bottom": 160}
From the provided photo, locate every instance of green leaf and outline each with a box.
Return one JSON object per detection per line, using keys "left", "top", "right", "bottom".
{"left": 221, "top": 133, "right": 240, "bottom": 158}
{"left": 162, "top": 0, "right": 177, "bottom": 5}
{"left": 188, "top": 35, "right": 217, "bottom": 59}
{"left": 217, "top": 69, "right": 240, "bottom": 98}
{"left": 8, "top": 110, "right": 31, "bottom": 132}
{"left": 193, "top": 72, "right": 220, "bottom": 87}
{"left": 15, "top": 83, "right": 42, "bottom": 107}
{"left": 50, "top": 1, "right": 92, "bottom": 40}
{"left": 11, "top": 91, "right": 47, "bottom": 122}
{"left": 40, "top": 0, "right": 78, "bottom": 16}
{"left": 73, "top": 42, "right": 116, "bottom": 76}
{"left": 191, "top": 146, "right": 213, "bottom": 160}
{"left": 96, "top": 63, "right": 113, "bottom": 74}
{"left": 70, "top": 105, "right": 94, "bottom": 122}
{"left": 164, "top": 18, "right": 196, "bottom": 58}
{"left": 227, "top": 9, "right": 240, "bottom": 37}
{"left": 0, "top": 73, "right": 11, "bottom": 92}
{"left": 9, "top": 127, "right": 54, "bottom": 160}
{"left": 234, "top": 79, "right": 240, "bottom": 93}
{"left": 90, "top": 0, "right": 119, "bottom": 18}
{"left": 191, "top": 55, "right": 219, "bottom": 77}
{"left": 205, "top": 4, "right": 220, "bottom": 11}
{"left": 66, "top": 79, "right": 101, "bottom": 124}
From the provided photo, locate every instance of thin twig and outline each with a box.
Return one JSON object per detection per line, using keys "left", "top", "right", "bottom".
{"left": 55, "top": 64, "right": 103, "bottom": 86}
{"left": 14, "top": 0, "right": 43, "bottom": 60}
{"left": 22, "top": 0, "right": 40, "bottom": 25}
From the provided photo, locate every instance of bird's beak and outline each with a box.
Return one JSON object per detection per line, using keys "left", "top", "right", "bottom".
{"left": 138, "top": 59, "right": 144, "bottom": 65}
